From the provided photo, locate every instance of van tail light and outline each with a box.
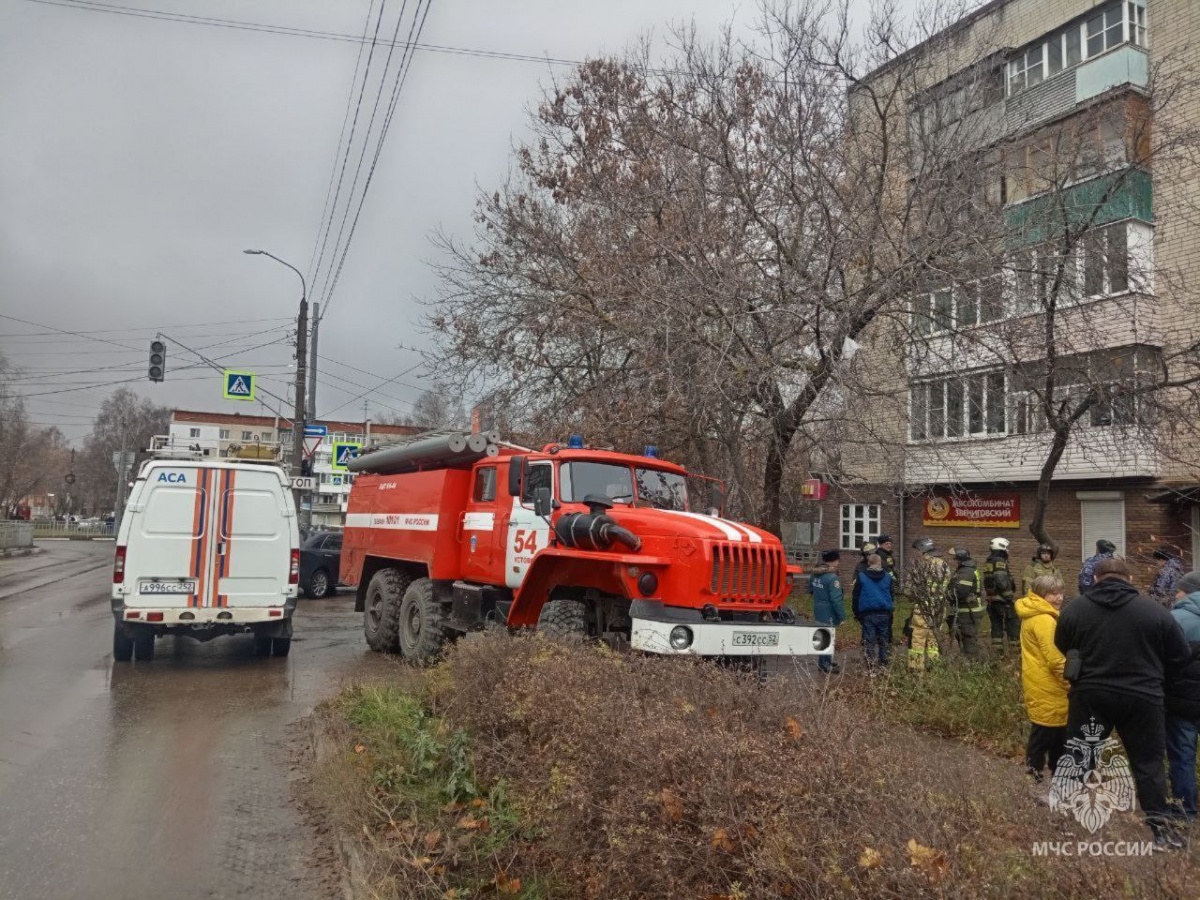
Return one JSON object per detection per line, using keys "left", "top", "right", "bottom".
{"left": 113, "top": 546, "right": 127, "bottom": 584}
{"left": 289, "top": 548, "right": 300, "bottom": 585}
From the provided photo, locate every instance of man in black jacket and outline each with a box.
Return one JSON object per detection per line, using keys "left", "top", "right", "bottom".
{"left": 1055, "top": 558, "right": 1193, "bottom": 846}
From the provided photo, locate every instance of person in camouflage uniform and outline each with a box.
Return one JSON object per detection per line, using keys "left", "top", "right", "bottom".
{"left": 1078, "top": 539, "right": 1116, "bottom": 593}
{"left": 1150, "top": 548, "right": 1187, "bottom": 609}
{"left": 1022, "top": 544, "right": 1062, "bottom": 597}
{"left": 908, "top": 537, "right": 950, "bottom": 671}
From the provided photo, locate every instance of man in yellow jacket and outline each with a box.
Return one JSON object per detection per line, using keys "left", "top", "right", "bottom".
{"left": 1016, "top": 574, "right": 1070, "bottom": 794}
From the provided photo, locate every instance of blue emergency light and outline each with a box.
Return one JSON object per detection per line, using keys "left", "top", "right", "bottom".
{"left": 567, "top": 433, "right": 584, "bottom": 449}
{"left": 644, "top": 445, "right": 658, "bottom": 458}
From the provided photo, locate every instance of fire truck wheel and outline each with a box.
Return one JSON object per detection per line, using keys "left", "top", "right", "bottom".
{"left": 537, "top": 598, "right": 589, "bottom": 638}
{"left": 364, "top": 568, "right": 411, "bottom": 653}
{"left": 113, "top": 624, "right": 134, "bottom": 662}
{"left": 398, "top": 577, "right": 447, "bottom": 663}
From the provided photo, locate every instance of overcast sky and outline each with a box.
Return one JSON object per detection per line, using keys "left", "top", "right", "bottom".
{"left": 1, "top": 0, "right": 920, "bottom": 443}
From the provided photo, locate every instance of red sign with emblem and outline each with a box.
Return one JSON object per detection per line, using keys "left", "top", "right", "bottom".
{"left": 922, "top": 494, "right": 1020, "bottom": 528}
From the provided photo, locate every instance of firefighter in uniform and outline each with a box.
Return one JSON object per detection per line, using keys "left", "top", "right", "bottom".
{"left": 983, "top": 537, "right": 1020, "bottom": 650}
{"left": 908, "top": 537, "right": 950, "bottom": 671}
{"left": 1022, "top": 543, "right": 1062, "bottom": 597}
{"left": 947, "top": 547, "right": 985, "bottom": 659}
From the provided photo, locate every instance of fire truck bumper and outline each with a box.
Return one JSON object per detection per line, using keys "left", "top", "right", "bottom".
{"left": 629, "top": 606, "right": 834, "bottom": 657}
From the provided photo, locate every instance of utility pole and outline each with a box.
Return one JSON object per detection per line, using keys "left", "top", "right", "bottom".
{"left": 114, "top": 417, "right": 128, "bottom": 531}
{"left": 243, "top": 249, "right": 310, "bottom": 533}
{"left": 308, "top": 301, "right": 319, "bottom": 426}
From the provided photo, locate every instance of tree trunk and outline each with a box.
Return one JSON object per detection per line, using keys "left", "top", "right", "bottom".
{"left": 761, "top": 415, "right": 800, "bottom": 536}
{"left": 1029, "top": 426, "right": 1070, "bottom": 547}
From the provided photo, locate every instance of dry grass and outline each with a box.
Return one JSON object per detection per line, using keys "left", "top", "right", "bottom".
{"left": 313, "top": 635, "right": 1200, "bottom": 899}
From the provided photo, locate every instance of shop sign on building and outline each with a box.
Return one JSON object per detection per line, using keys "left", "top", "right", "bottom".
{"left": 923, "top": 493, "right": 1020, "bottom": 528}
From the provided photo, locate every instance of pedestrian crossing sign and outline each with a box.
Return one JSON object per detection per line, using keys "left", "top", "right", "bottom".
{"left": 222, "top": 370, "right": 256, "bottom": 401}
{"left": 331, "top": 441, "right": 360, "bottom": 472}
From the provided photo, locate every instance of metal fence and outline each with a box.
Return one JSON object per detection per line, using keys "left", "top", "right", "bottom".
{"left": 30, "top": 521, "right": 115, "bottom": 540}
{"left": 0, "top": 521, "right": 35, "bottom": 550}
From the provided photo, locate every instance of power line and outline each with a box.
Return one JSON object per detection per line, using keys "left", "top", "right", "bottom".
{"left": 1, "top": 315, "right": 292, "bottom": 337}
{"left": 320, "top": 0, "right": 432, "bottom": 318}
{"left": 312, "top": 0, "right": 414, "bottom": 312}
{"left": 306, "top": 0, "right": 383, "bottom": 290}
{"left": 21, "top": 0, "right": 582, "bottom": 68}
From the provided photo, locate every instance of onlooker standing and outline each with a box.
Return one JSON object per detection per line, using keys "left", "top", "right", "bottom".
{"left": 852, "top": 552, "right": 894, "bottom": 672}
{"left": 1016, "top": 574, "right": 1069, "bottom": 796}
{"left": 948, "top": 547, "right": 984, "bottom": 659}
{"left": 1166, "top": 571, "right": 1200, "bottom": 818}
{"left": 852, "top": 541, "right": 878, "bottom": 583}
{"left": 1078, "top": 539, "right": 1116, "bottom": 593}
{"left": 983, "top": 537, "right": 1019, "bottom": 652}
{"left": 908, "top": 537, "right": 949, "bottom": 671}
{"left": 1150, "top": 548, "right": 1187, "bottom": 609}
{"left": 1022, "top": 544, "right": 1062, "bottom": 597}
{"left": 1054, "top": 558, "right": 1193, "bottom": 847}
{"left": 874, "top": 535, "right": 897, "bottom": 582}
{"left": 809, "top": 549, "right": 845, "bottom": 674}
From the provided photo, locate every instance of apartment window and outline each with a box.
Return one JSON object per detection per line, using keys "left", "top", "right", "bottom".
{"left": 1128, "top": 1, "right": 1146, "bottom": 47}
{"left": 911, "top": 371, "right": 1007, "bottom": 442}
{"left": 1083, "top": 223, "right": 1129, "bottom": 297}
{"left": 188, "top": 428, "right": 200, "bottom": 438}
{"left": 242, "top": 430, "right": 254, "bottom": 441}
{"left": 840, "top": 504, "right": 880, "bottom": 551}
{"left": 932, "top": 288, "right": 953, "bottom": 330}
{"left": 1008, "top": 45, "right": 1045, "bottom": 95}
{"left": 1011, "top": 393, "right": 1047, "bottom": 435}
{"left": 1065, "top": 27, "right": 1082, "bottom": 67}
{"left": 219, "top": 429, "right": 230, "bottom": 440}
{"left": 1079, "top": 492, "right": 1126, "bottom": 559}
{"left": 1087, "top": 3, "right": 1124, "bottom": 57}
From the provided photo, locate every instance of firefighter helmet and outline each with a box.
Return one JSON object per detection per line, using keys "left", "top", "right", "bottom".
{"left": 953, "top": 547, "right": 971, "bottom": 562}
{"left": 989, "top": 537, "right": 1010, "bottom": 552}
{"left": 912, "top": 537, "right": 937, "bottom": 554}
{"left": 1037, "top": 543, "right": 1056, "bottom": 560}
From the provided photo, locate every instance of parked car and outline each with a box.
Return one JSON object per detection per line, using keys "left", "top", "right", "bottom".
{"left": 300, "top": 531, "right": 342, "bottom": 599}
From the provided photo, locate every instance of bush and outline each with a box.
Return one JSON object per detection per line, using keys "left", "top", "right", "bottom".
{"left": 424, "top": 634, "right": 1198, "bottom": 899}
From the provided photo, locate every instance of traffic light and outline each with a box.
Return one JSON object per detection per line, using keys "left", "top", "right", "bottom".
{"left": 148, "top": 339, "right": 166, "bottom": 382}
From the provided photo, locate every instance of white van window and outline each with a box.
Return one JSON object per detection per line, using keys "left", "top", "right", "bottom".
{"left": 220, "top": 490, "right": 282, "bottom": 538}
{"left": 144, "top": 487, "right": 205, "bottom": 536}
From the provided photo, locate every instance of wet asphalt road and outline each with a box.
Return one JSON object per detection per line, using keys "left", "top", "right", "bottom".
{"left": 0, "top": 541, "right": 391, "bottom": 900}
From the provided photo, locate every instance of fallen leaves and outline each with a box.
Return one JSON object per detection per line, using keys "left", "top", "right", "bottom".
{"left": 493, "top": 871, "right": 522, "bottom": 895}
{"left": 907, "top": 838, "right": 948, "bottom": 882}
{"left": 710, "top": 827, "right": 736, "bottom": 853}
{"left": 456, "top": 813, "right": 490, "bottom": 833}
{"left": 784, "top": 717, "right": 804, "bottom": 740}
{"left": 353, "top": 743, "right": 367, "bottom": 754}
{"left": 858, "top": 847, "right": 883, "bottom": 869}
{"left": 659, "top": 788, "right": 684, "bottom": 823}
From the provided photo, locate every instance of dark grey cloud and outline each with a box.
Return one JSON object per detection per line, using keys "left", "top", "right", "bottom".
{"left": 1, "top": 0, "right": 901, "bottom": 441}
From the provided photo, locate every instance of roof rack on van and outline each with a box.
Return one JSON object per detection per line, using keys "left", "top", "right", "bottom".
{"left": 148, "top": 435, "right": 284, "bottom": 465}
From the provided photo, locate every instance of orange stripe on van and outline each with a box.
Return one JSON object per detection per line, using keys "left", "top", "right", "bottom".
{"left": 221, "top": 470, "right": 237, "bottom": 607}
{"left": 189, "top": 467, "right": 204, "bottom": 608}
{"left": 195, "top": 469, "right": 212, "bottom": 608}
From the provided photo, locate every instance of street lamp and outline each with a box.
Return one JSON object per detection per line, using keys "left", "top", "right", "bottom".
{"left": 244, "top": 248, "right": 310, "bottom": 531}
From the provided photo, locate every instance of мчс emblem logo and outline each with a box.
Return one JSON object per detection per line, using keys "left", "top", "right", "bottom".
{"left": 1049, "top": 718, "right": 1136, "bottom": 834}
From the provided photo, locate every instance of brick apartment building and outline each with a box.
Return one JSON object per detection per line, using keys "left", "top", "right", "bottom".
{"left": 168, "top": 410, "right": 418, "bottom": 527}
{"left": 808, "top": 0, "right": 1200, "bottom": 591}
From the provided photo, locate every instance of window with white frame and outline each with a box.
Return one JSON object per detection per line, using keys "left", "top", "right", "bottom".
{"left": 1083, "top": 222, "right": 1129, "bottom": 298}
{"left": 910, "top": 371, "right": 1007, "bottom": 442}
{"left": 242, "top": 430, "right": 253, "bottom": 441}
{"left": 1008, "top": 44, "right": 1045, "bottom": 95}
{"left": 840, "top": 504, "right": 880, "bottom": 551}
{"left": 1008, "top": 1, "right": 1147, "bottom": 98}
{"left": 912, "top": 277, "right": 1004, "bottom": 336}
{"left": 188, "top": 428, "right": 200, "bottom": 438}
{"left": 219, "top": 428, "right": 230, "bottom": 440}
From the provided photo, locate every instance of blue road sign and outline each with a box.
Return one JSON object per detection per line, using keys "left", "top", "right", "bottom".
{"left": 304, "top": 424, "right": 328, "bottom": 437}
{"left": 223, "top": 370, "right": 255, "bottom": 401}
{"left": 331, "top": 442, "right": 360, "bottom": 472}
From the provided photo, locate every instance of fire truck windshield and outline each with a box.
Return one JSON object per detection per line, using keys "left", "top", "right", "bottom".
{"left": 560, "top": 462, "right": 687, "bottom": 511}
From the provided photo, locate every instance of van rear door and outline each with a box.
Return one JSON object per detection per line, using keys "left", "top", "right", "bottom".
{"left": 213, "top": 467, "right": 294, "bottom": 608}
{"left": 124, "top": 465, "right": 211, "bottom": 608}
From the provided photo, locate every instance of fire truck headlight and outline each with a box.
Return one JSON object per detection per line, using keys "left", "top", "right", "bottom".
{"left": 637, "top": 572, "right": 658, "bottom": 596}
{"left": 812, "top": 628, "right": 832, "bottom": 652}
{"left": 669, "top": 625, "right": 693, "bottom": 650}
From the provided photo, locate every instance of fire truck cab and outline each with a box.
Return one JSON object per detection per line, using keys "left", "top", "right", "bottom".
{"left": 341, "top": 433, "right": 833, "bottom": 662}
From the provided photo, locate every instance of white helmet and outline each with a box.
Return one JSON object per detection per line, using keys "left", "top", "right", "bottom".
{"left": 990, "top": 537, "right": 1010, "bottom": 552}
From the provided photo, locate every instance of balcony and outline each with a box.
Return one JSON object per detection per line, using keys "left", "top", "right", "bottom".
{"left": 1006, "top": 44, "right": 1148, "bottom": 136}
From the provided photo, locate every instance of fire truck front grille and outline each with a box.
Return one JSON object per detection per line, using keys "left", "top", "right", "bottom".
{"left": 709, "top": 542, "right": 784, "bottom": 603}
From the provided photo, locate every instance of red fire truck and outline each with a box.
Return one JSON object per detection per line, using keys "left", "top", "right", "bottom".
{"left": 339, "top": 432, "right": 833, "bottom": 661}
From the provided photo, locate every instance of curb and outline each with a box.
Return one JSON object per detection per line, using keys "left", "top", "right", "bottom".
{"left": 1, "top": 546, "right": 44, "bottom": 558}
{"left": 308, "top": 717, "right": 363, "bottom": 900}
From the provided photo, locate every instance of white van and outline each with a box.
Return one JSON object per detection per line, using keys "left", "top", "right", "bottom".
{"left": 111, "top": 457, "right": 300, "bottom": 661}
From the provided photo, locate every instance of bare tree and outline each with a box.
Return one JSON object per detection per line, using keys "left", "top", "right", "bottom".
{"left": 428, "top": 1, "right": 989, "bottom": 532}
